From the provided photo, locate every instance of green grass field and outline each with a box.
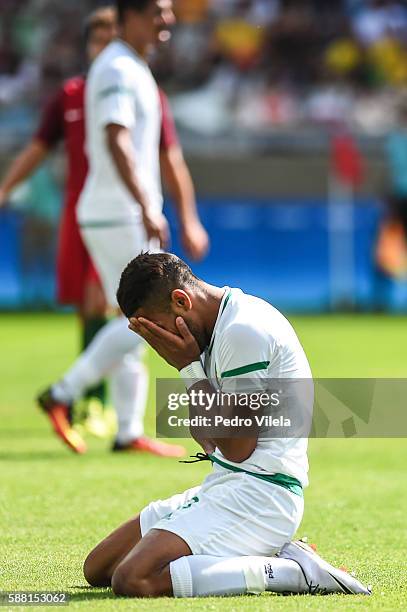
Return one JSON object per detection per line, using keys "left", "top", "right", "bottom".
{"left": 1, "top": 313, "right": 407, "bottom": 610}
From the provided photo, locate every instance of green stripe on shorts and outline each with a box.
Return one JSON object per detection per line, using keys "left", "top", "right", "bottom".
{"left": 209, "top": 454, "right": 303, "bottom": 497}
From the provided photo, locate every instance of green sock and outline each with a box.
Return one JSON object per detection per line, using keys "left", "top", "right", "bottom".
{"left": 82, "top": 317, "right": 108, "bottom": 406}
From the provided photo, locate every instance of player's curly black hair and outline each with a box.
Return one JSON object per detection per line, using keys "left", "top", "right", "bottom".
{"left": 117, "top": 252, "right": 199, "bottom": 318}
{"left": 116, "top": 0, "right": 153, "bottom": 23}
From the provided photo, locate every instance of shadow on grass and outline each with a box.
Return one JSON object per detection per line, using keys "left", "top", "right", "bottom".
{"left": 69, "top": 587, "right": 115, "bottom": 602}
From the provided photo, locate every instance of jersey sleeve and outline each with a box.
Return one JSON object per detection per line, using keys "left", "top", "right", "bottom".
{"left": 159, "top": 89, "right": 179, "bottom": 151}
{"left": 34, "top": 88, "right": 64, "bottom": 148}
{"left": 94, "top": 64, "right": 136, "bottom": 130}
{"left": 216, "top": 322, "right": 275, "bottom": 394}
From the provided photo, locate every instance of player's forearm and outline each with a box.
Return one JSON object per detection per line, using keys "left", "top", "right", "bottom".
{"left": 211, "top": 437, "right": 258, "bottom": 463}
{"left": 0, "top": 140, "right": 48, "bottom": 199}
{"left": 106, "top": 124, "right": 151, "bottom": 212}
{"left": 187, "top": 378, "right": 258, "bottom": 463}
{"left": 161, "top": 147, "right": 199, "bottom": 226}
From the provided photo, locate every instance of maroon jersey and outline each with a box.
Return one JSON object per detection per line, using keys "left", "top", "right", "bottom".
{"left": 36, "top": 76, "right": 88, "bottom": 209}
{"left": 159, "top": 88, "right": 179, "bottom": 151}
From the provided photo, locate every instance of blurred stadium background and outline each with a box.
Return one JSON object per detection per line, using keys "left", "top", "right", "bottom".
{"left": 2, "top": 0, "right": 407, "bottom": 311}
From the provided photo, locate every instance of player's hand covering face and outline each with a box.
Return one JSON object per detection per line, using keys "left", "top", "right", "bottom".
{"left": 128, "top": 316, "right": 200, "bottom": 370}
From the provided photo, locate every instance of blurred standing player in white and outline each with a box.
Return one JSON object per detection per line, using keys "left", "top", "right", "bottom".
{"left": 38, "top": 0, "right": 208, "bottom": 456}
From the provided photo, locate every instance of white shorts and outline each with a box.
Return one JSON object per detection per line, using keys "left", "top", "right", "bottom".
{"left": 81, "top": 221, "right": 159, "bottom": 308}
{"left": 140, "top": 468, "right": 304, "bottom": 557}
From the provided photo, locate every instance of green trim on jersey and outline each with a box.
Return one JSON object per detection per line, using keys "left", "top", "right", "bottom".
{"left": 79, "top": 220, "right": 138, "bottom": 229}
{"left": 98, "top": 85, "right": 135, "bottom": 100}
{"left": 221, "top": 360, "right": 270, "bottom": 379}
{"left": 208, "top": 290, "right": 232, "bottom": 356}
{"left": 208, "top": 454, "right": 303, "bottom": 497}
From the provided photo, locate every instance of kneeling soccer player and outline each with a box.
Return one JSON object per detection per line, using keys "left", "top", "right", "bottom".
{"left": 83, "top": 253, "right": 371, "bottom": 598}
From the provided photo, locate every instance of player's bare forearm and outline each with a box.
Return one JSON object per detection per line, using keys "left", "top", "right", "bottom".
{"left": 106, "top": 124, "right": 150, "bottom": 211}
{"left": 106, "top": 124, "right": 169, "bottom": 246}
{"left": 190, "top": 434, "right": 216, "bottom": 455}
{"left": 212, "top": 438, "right": 257, "bottom": 463}
{"left": 188, "top": 378, "right": 258, "bottom": 463}
{"left": 0, "top": 140, "right": 48, "bottom": 205}
{"left": 160, "top": 146, "right": 209, "bottom": 260}
{"left": 161, "top": 146, "right": 197, "bottom": 225}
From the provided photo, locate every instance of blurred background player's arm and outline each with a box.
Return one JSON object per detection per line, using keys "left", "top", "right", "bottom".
{"left": 0, "top": 141, "right": 48, "bottom": 206}
{"left": 0, "top": 90, "right": 64, "bottom": 206}
{"left": 159, "top": 90, "right": 209, "bottom": 261}
{"left": 160, "top": 145, "right": 209, "bottom": 260}
{"left": 106, "top": 123, "right": 169, "bottom": 248}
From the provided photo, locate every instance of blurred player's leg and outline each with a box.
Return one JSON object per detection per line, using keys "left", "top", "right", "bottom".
{"left": 46, "top": 315, "right": 185, "bottom": 456}
{"left": 57, "top": 206, "right": 109, "bottom": 417}
{"left": 109, "top": 345, "right": 148, "bottom": 443}
{"left": 80, "top": 263, "right": 108, "bottom": 407}
{"left": 38, "top": 317, "right": 138, "bottom": 453}
{"left": 77, "top": 266, "right": 113, "bottom": 438}
{"left": 110, "top": 352, "right": 185, "bottom": 456}
{"left": 52, "top": 316, "right": 140, "bottom": 403}
{"left": 109, "top": 349, "right": 185, "bottom": 454}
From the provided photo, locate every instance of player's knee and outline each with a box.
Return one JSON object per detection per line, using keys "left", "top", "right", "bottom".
{"left": 83, "top": 553, "right": 99, "bottom": 586}
{"left": 111, "top": 565, "right": 159, "bottom": 598}
{"left": 83, "top": 551, "right": 110, "bottom": 588}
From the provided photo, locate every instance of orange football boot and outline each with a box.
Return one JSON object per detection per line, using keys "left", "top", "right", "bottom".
{"left": 37, "top": 388, "right": 87, "bottom": 454}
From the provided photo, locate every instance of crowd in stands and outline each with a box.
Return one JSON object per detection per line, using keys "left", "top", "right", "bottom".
{"left": 2, "top": 0, "right": 407, "bottom": 142}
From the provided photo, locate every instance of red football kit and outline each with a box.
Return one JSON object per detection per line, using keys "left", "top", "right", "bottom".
{"left": 35, "top": 76, "right": 178, "bottom": 305}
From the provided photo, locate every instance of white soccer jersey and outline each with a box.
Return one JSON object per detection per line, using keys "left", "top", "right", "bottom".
{"left": 77, "top": 39, "right": 162, "bottom": 224}
{"left": 204, "top": 287, "right": 312, "bottom": 487}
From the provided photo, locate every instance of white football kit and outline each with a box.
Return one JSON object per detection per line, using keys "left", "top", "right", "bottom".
{"left": 77, "top": 39, "right": 162, "bottom": 306}
{"left": 141, "top": 288, "right": 312, "bottom": 557}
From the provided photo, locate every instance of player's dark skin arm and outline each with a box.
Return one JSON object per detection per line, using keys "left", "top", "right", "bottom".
{"left": 0, "top": 140, "right": 49, "bottom": 206}
{"left": 187, "top": 378, "right": 258, "bottom": 462}
{"left": 160, "top": 145, "right": 209, "bottom": 261}
{"left": 106, "top": 123, "right": 169, "bottom": 247}
{"left": 129, "top": 316, "right": 258, "bottom": 463}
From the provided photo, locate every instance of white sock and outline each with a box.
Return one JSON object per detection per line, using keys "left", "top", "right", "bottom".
{"left": 52, "top": 317, "right": 143, "bottom": 403}
{"left": 110, "top": 352, "right": 148, "bottom": 444}
{"left": 170, "top": 555, "right": 308, "bottom": 598}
